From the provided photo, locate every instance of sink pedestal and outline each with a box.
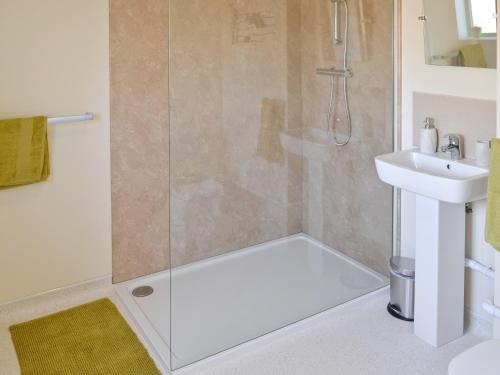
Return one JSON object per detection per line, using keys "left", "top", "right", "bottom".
{"left": 375, "top": 149, "right": 488, "bottom": 347}
{"left": 414, "top": 195, "right": 465, "bottom": 347}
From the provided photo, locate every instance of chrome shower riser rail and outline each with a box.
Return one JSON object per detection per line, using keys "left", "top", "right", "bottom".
{"left": 320, "top": 0, "right": 352, "bottom": 147}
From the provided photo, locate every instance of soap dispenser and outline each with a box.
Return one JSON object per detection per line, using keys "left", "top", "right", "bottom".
{"left": 420, "top": 117, "right": 437, "bottom": 154}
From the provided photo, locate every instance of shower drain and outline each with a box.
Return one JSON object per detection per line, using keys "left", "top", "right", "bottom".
{"left": 132, "top": 286, "right": 154, "bottom": 297}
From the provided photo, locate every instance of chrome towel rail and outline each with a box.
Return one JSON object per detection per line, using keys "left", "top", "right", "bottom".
{"left": 47, "top": 112, "right": 94, "bottom": 125}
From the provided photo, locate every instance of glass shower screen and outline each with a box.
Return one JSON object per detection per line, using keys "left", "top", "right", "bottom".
{"left": 169, "top": 0, "right": 394, "bottom": 370}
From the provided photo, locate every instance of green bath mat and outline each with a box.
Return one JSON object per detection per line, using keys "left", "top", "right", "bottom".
{"left": 9, "top": 298, "right": 161, "bottom": 375}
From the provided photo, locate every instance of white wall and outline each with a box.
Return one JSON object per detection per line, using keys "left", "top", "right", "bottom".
{"left": 402, "top": 0, "right": 497, "bottom": 322}
{"left": 0, "top": 0, "right": 111, "bottom": 304}
{"left": 495, "top": 15, "right": 500, "bottom": 337}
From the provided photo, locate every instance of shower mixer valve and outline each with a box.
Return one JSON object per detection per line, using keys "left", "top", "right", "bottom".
{"left": 316, "top": 67, "right": 353, "bottom": 78}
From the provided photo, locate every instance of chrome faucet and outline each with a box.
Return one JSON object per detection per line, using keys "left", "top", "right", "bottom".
{"left": 441, "top": 134, "right": 464, "bottom": 160}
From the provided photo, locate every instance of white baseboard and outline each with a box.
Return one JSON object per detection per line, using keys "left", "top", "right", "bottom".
{"left": 0, "top": 275, "right": 112, "bottom": 310}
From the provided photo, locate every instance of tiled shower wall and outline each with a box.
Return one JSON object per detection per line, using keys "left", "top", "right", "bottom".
{"left": 110, "top": 0, "right": 170, "bottom": 283}
{"left": 111, "top": 0, "right": 393, "bottom": 280}
{"left": 300, "top": 0, "right": 394, "bottom": 275}
{"left": 169, "top": 0, "right": 303, "bottom": 267}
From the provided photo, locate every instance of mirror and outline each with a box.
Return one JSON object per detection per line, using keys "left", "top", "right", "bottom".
{"left": 422, "top": 0, "right": 497, "bottom": 68}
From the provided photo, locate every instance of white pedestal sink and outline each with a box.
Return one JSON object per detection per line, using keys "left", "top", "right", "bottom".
{"left": 375, "top": 149, "right": 489, "bottom": 347}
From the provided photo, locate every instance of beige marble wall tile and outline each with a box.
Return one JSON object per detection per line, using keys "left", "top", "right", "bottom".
{"left": 300, "top": 0, "right": 394, "bottom": 276}
{"left": 110, "top": 0, "right": 393, "bottom": 279}
{"left": 110, "top": 0, "right": 170, "bottom": 283}
{"left": 170, "top": 0, "right": 303, "bottom": 267}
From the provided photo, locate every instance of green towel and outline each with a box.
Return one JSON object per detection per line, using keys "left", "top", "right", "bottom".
{"left": 0, "top": 116, "right": 50, "bottom": 188}
{"left": 458, "top": 43, "right": 487, "bottom": 68}
{"left": 486, "top": 139, "right": 500, "bottom": 251}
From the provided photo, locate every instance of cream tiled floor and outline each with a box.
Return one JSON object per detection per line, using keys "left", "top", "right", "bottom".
{"left": 0, "top": 280, "right": 491, "bottom": 375}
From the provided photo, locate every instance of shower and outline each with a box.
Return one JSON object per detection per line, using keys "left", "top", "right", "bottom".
{"left": 317, "top": 0, "right": 353, "bottom": 146}
{"left": 115, "top": 0, "right": 395, "bottom": 370}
